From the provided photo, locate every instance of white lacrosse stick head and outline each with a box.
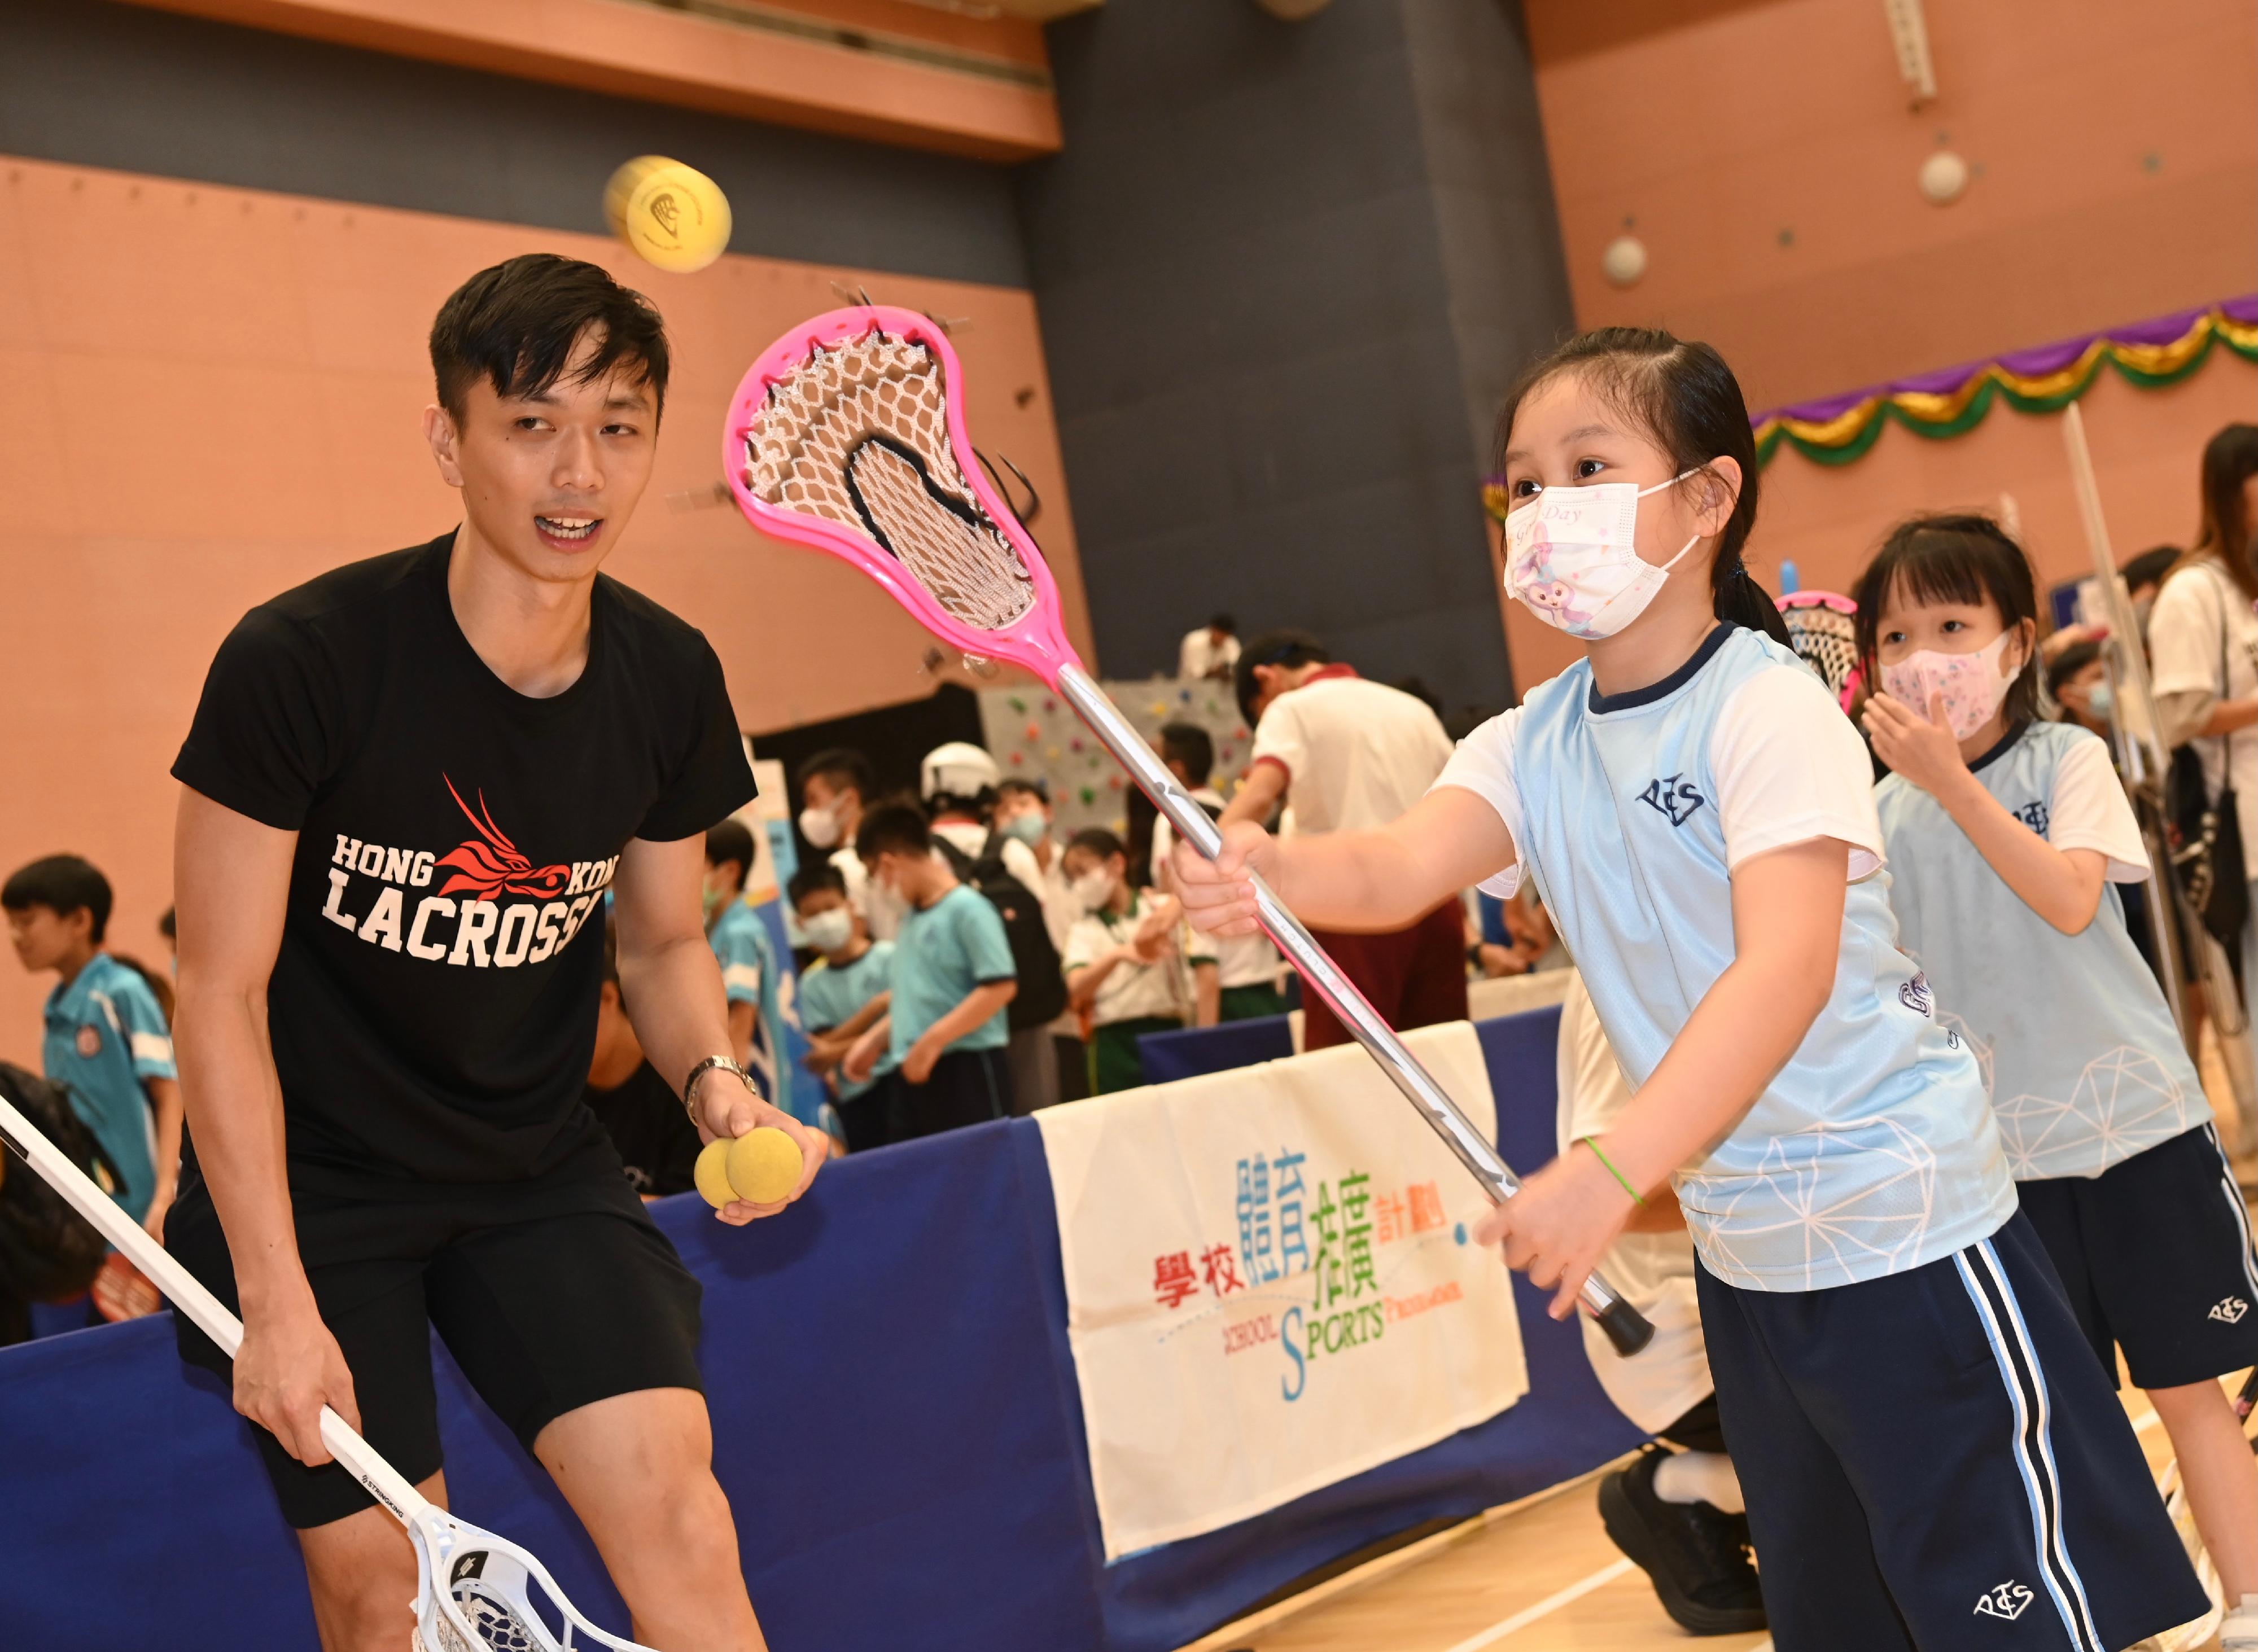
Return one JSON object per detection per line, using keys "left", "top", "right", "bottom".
{"left": 408, "top": 1504, "right": 650, "bottom": 1652}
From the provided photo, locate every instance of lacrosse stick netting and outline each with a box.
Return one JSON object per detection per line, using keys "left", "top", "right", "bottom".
{"left": 1778, "top": 590, "right": 1862, "bottom": 711}
{"left": 727, "top": 306, "right": 1652, "bottom": 1355}
{"left": 0, "top": 1092, "right": 655, "bottom": 1652}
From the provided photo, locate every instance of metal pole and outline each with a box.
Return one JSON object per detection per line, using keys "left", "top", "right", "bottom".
{"left": 1055, "top": 664, "right": 1652, "bottom": 1355}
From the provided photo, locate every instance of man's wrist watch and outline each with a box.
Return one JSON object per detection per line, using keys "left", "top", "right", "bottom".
{"left": 682, "top": 1054, "right": 757, "bottom": 1124}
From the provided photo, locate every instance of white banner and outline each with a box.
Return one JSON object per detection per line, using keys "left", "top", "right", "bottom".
{"left": 1038, "top": 1024, "right": 1528, "bottom": 1559}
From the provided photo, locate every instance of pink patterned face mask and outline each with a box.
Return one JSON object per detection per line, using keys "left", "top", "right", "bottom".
{"left": 1879, "top": 632, "right": 2018, "bottom": 740}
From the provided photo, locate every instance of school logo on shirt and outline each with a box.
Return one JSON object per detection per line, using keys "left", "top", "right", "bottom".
{"left": 1898, "top": 972, "right": 1934, "bottom": 1017}
{"left": 2209, "top": 1295, "right": 2249, "bottom": 1324}
{"left": 316, "top": 776, "right": 615, "bottom": 970}
{"left": 73, "top": 1024, "right": 100, "bottom": 1058}
{"left": 2011, "top": 800, "right": 2050, "bottom": 837}
{"left": 1636, "top": 774, "right": 1706, "bottom": 828}
{"left": 1973, "top": 1581, "right": 2033, "bottom": 1620}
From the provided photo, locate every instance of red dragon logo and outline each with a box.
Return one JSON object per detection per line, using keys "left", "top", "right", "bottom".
{"left": 433, "top": 776, "right": 571, "bottom": 901}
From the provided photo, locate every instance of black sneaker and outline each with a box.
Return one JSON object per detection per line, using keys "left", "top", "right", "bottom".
{"left": 1596, "top": 1447, "right": 1767, "bottom": 1635}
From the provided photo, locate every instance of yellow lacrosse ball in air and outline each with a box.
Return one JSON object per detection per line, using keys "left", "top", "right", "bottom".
{"left": 727, "top": 1125, "right": 804, "bottom": 1206}
{"left": 694, "top": 1138, "right": 738, "bottom": 1210}
{"left": 603, "top": 155, "right": 731, "bottom": 274}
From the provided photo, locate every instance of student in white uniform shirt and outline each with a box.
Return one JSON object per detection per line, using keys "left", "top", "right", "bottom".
{"left": 1062, "top": 828, "right": 1216, "bottom": 1094}
{"left": 1223, "top": 631, "right": 1461, "bottom": 1048}
{"left": 1150, "top": 722, "right": 1285, "bottom": 1021}
{"left": 1556, "top": 972, "right": 1762, "bottom": 1634}
{"left": 1177, "top": 325, "right": 2202, "bottom": 1648}
{"left": 1861, "top": 514, "right": 2258, "bottom": 1647}
{"left": 796, "top": 748, "right": 903, "bottom": 941}
{"left": 1178, "top": 612, "right": 1239, "bottom": 681}
{"left": 2147, "top": 423, "right": 2258, "bottom": 1020}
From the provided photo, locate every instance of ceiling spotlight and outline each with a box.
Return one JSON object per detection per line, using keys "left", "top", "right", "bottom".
{"left": 1919, "top": 149, "right": 1969, "bottom": 204}
{"left": 1601, "top": 235, "right": 1648, "bottom": 287}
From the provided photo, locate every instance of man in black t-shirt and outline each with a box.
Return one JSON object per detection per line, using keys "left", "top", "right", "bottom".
{"left": 165, "top": 255, "right": 822, "bottom": 1652}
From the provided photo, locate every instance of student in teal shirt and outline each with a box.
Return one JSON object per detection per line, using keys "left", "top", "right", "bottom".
{"left": 790, "top": 862, "right": 896, "bottom": 1152}
{"left": 843, "top": 805, "right": 1016, "bottom": 1138}
{"left": 5, "top": 856, "right": 180, "bottom": 1232}
{"left": 704, "top": 820, "right": 804, "bottom": 1128}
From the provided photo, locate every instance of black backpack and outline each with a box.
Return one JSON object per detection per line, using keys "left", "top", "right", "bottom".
{"left": 0, "top": 1061, "right": 116, "bottom": 1305}
{"left": 934, "top": 833, "right": 1069, "bottom": 1032}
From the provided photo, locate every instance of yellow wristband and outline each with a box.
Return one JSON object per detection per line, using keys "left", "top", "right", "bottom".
{"left": 1579, "top": 1136, "right": 1645, "bottom": 1206}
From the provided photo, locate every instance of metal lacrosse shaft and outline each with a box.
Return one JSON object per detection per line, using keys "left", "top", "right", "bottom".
{"left": 1054, "top": 665, "right": 1650, "bottom": 1352}
{"left": 0, "top": 1091, "right": 430, "bottom": 1523}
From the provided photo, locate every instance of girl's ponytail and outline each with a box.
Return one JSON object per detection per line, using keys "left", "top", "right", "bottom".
{"left": 1498, "top": 327, "right": 1788, "bottom": 646}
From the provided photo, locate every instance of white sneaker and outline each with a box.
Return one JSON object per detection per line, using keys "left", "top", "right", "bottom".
{"left": 2221, "top": 1596, "right": 2258, "bottom": 1652}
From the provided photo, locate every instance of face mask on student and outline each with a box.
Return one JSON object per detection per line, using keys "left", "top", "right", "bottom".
{"left": 997, "top": 813, "right": 1047, "bottom": 848}
{"left": 1880, "top": 630, "right": 2019, "bottom": 741}
{"left": 1074, "top": 869, "right": 1115, "bottom": 913}
{"left": 2086, "top": 680, "right": 2114, "bottom": 719}
{"left": 799, "top": 908, "right": 852, "bottom": 954}
{"left": 1503, "top": 471, "right": 1700, "bottom": 641}
{"left": 701, "top": 883, "right": 729, "bottom": 923}
{"left": 799, "top": 804, "right": 842, "bottom": 850}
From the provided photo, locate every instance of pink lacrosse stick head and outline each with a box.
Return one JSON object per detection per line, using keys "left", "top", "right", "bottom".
{"left": 724, "top": 305, "right": 1086, "bottom": 689}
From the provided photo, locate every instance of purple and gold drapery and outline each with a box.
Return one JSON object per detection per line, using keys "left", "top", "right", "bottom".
{"left": 1481, "top": 295, "right": 2258, "bottom": 516}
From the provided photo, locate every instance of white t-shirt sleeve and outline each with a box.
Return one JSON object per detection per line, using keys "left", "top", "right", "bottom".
{"left": 1428, "top": 707, "right": 1527, "bottom": 898}
{"left": 1708, "top": 664, "right": 1885, "bottom": 880}
{"left": 1559, "top": 974, "right": 1637, "bottom": 1147}
{"left": 1061, "top": 915, "right": 1107, "bottom": 975}
{"left": 1248, "top": 698, "right": 1307, "bottom": 785}
{"left": 2146, "top": 569, "right": 2227, "bottom": 699}
{"left": 2047, "top": 731, "right": 2150, "bottom": 881}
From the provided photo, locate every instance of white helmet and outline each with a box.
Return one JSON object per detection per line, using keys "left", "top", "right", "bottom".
{"left": 920, "top": 741, "right": 1001, "bottom": 803}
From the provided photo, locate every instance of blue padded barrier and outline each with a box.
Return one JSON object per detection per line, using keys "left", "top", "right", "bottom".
{"left": 0, "top": 1007, "right": 1640, "bottom": 1651}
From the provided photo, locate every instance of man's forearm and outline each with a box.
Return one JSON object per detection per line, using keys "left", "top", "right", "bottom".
{"left": 174, "top": 985, "right": 309, "bottom": 1313}
{"left": 618, "top": 933, "right": 739, "bottom": 1094}
{"left": 1217, "top": 764, "right": 1286, "bottom": 829}
{"left": 145, "top": 1076, "right": 183, "bottom": 1196}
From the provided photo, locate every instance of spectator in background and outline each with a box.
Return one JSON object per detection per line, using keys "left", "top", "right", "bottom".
{"left": 845, "top": 805, "right": 1017, "bottom": 1134}
{"left": 1179, "top": 613, "right": 1240, "bottom": 682}
{"left": 1064, "top": 828, "right": 1216, "bottom": 1092}
{"left": 791, "top": 863, "right": 895, "bottom": 1152}
{"left": 2121, "top": 544, "right": 2182, "bottom": 638}
{"left": 587, "top": 909, "right": 703, "bottom": 1199}
{"left": 2150, "top": 424, "right": 2258, "bottom": 1023}
{"left": 921, "top": 742, "right": 1001, "bottom": 860}
{"left": 3, "top": 855, "right": 181, "bottom": 1237}
{"left": 798, "top": 748, "right": 898, "bottom": 940}
{"left": 993, "top": 778, "right": 1088, "bottom": 1103}
{"left": 1151, "top": 722, "right": 1286, "bottom": 1022}
{"left": 1222, "top": 631, "right": 1464, "bottom": 1048}
{"left": 703, "top": 819, "right": 799, "bottom": 1126}
{"left": 2047, "top": 639, "right": 2111, "bottom": 738}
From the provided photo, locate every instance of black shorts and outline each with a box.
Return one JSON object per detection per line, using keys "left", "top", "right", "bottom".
{"left": 166, "top": 1159, "right": 703, "bottom": 1530}
{"left": 1697, "top": 1212, "right": 2205, "bottom": 1650}
{"left": 2018, "top": 1121, "right": 2258, "bottom": 1391}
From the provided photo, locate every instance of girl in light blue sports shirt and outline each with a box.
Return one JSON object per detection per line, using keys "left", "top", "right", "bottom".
{"left": 1861, "top": 514, "right": 2258, "bottom": 1647}
{"left": 1174, "top": 328, "right": 2202, "bottom": 1649}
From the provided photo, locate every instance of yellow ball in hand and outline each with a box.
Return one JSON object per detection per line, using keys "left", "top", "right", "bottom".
{"left": 693, "top": 1138, "right": 738, "bottom": 1211}
{"left": 725, "top": 1126, "right": 803, "bottom": 1206}
{"left": 603, "top": 155, "right": 731, "bottom": 274}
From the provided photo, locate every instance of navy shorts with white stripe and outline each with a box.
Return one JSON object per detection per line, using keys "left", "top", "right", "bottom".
{"left": 2019, "top": 1121, "right": 2258, "bottom": 1392}
{"left": 1697, "top": 1210, "right": 2206, "bottom": 1650}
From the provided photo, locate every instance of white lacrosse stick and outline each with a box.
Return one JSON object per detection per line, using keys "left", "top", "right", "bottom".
{"left": 0, "top": 1092, "right": 657, "bottom": 1652}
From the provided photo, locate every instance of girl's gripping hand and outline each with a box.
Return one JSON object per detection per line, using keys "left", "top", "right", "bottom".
{"left": 1472, "top": 1143, "right": 1641, "bottom": 1320}
{"left": 1861, "top": 690, "right": 1969, "bottom": 796}
{"left": 1171, "top": 822, "right": 1275, "bottom": 937}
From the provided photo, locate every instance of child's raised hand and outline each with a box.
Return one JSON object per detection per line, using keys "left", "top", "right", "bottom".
{"left": 1861, "top": 690, "right": 1970, "bottom": 795}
